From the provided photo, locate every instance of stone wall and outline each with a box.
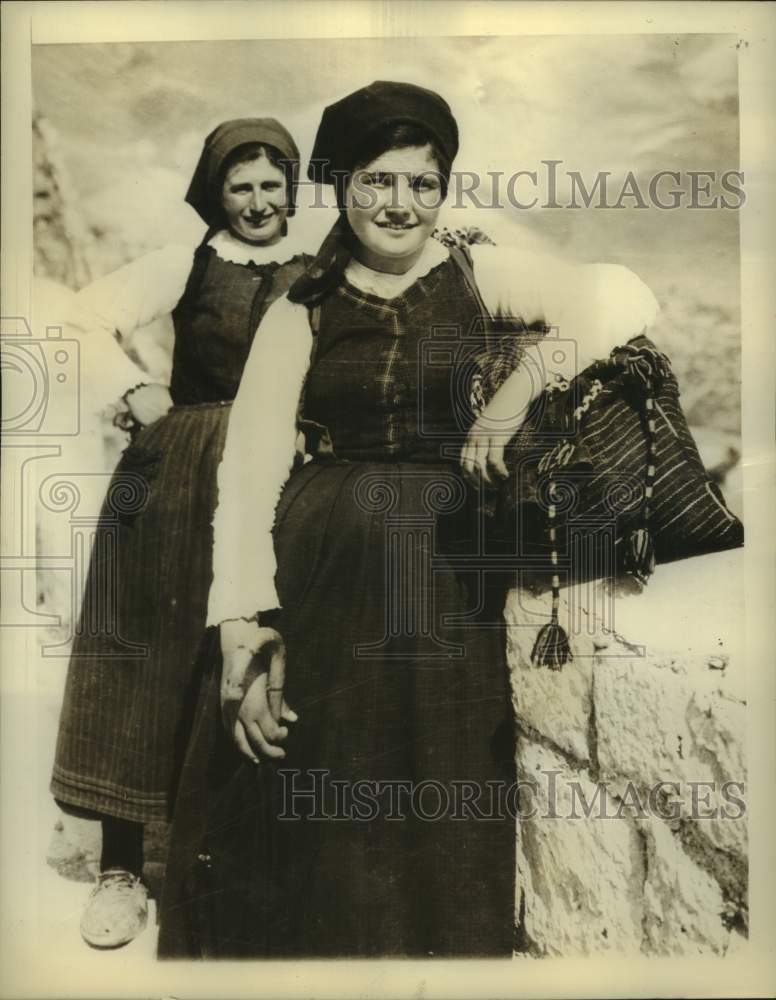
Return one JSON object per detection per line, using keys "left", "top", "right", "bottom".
{"left": 48, "top": 548, "right": 747, "bottom": 955}
{"left": 508, "top": 546, "right": 747, "bottom": 955}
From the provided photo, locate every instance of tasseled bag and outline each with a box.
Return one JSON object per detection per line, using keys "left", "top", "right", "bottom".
{"left": 487, "top": 336, "right": 744, "bottom": 670}
{"left": 430, "top": 230, "right": 743, "bottom": 672}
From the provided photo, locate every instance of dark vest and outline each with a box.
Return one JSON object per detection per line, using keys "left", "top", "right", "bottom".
{"left": 170, "top": 245, "right": 309, "bottom": 405}
{"left": 301, "top": 253, "right": 486, "bottom": 462}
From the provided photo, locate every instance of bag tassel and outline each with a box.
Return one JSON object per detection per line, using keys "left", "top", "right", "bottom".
{"left": 623, "top": 524, "right": 656, "bottom": 585}
{"left": 531, "top": 497, "right": 573, "bottom": 670}
{"left": 622, "top": 388, "right": 658, "bottom": 586}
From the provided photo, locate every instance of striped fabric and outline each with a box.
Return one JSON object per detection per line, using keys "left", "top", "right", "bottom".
{"left": 51, "top": 252, "right": 309, "bottom": 825}
{"left": 51, "top": 404, "right": 231, "bottom": 822}
{"left": 497, "top": 336, "right": 743, "bottom": 577}
{"left": 574, "top": 344, "right": 743, "bottom": 563}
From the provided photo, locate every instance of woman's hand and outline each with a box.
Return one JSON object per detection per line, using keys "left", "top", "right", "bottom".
{"left": 219, "top": 618, "right": 298, "bottom": 763}
{"left": 125, "top": 383, "right": 173, "bottom": 427}
{"left": 460, "top": 354, "right": 543, "bottom": 487}
{"left": 460, "top": 415, "right": 510, "bottom": 486}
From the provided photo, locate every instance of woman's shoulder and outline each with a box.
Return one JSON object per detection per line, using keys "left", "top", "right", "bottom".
{"left": 575, "top": 261, "right": 660, "bottom": 342}
{"left": 469, "top": 242, "right": 658, "bottom": 319}
{"left": 242, "top": 294, "right": 314, "bottom": 373}
{"left": 260, "top": 288, "right": 312, "bottom": 328}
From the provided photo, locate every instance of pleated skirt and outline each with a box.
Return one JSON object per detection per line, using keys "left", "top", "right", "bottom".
{"left": 51, "top": 403, "right": 231, "bottom": 824}
{"left": 158, "top": 459, "right": 518, "bottom": 958}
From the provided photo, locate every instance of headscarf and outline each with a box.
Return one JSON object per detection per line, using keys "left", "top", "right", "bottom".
{"left": 185, "top": 118, "right": 300, "bottom": 227}
{"left": 289, "top": 82, "right": 459, "bottom": 305}
{"left": 309, "top": 81, "right": 459, "bottom": 189}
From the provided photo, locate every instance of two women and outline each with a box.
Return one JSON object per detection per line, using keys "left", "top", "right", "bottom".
{"left": 51, "top": 118, "right": 310, "bottom": 948}
{"left": 157, "top": 82, "right": 660, "bottom": 958}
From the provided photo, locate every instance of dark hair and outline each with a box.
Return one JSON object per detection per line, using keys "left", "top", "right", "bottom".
{"left": 216, "top": 141, "right": 297, "bottom": 221}
{"left": 332, "top": 121, "right": 450, "bottom": 207}
{"left": 290, "top": 123, "right": 449, "bottom": 307}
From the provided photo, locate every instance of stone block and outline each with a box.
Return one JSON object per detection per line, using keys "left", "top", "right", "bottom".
{"left": 516, "top": 738, "right": 645, "bottom": 955}
{"left": 594, "top": 651, "right": 747, "bottom": 860}
{"left": 638, "top": 816, "right": 732, "bottom": 955}
{"left": 505, "top": 587, "right": 597, "bottom": 763}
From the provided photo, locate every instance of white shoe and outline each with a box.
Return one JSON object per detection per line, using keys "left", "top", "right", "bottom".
{"left": 80, "top": 868, "right": 148, "bottom": 949}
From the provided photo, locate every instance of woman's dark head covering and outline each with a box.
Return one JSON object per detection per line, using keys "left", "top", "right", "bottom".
{"left": 290, "top": 82, "right": 459, "bottom": 306}
{"left": 185, "top": 118, "right": 300, "bottom": 226}
{"left": 308, "top": 80, "right": 459, "bottom": 190}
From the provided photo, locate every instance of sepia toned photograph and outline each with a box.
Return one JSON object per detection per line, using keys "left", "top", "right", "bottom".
{"left": 1, "top": 2, "right": 774, "bottom": 998}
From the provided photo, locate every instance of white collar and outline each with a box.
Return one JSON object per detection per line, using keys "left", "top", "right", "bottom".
{"left": 344, "top": 238, "right": 449, "bottom": 299}
{"left": 207, "top": 227, "right": 309, "bottom": 266}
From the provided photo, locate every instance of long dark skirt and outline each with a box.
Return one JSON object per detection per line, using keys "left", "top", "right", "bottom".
{"left": 51, "top": 402, "right": 231, "bottom": 824}
{"left": 158, "top": 459, "right": 518, "bottom": 958}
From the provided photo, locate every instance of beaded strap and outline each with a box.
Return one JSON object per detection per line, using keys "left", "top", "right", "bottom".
{"left": 531, "top": 341, "right": 671, "bottom": 670}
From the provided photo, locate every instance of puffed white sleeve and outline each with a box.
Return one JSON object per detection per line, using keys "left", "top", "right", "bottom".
{"left": 470, "top": 243, "right": 660, "bottom": 378}
{"left": 69, "top": 243, "right": 194, "bottom": 413}
{"left": 206, "top": 295, "right": 313, "bottom": 626}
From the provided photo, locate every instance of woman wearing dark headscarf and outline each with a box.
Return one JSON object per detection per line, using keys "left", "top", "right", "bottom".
{"left": 50, "top": 118, "right": 311, "bottom": 949}
{"left": 158, "top": 83, "right": 660, "bottom": 958}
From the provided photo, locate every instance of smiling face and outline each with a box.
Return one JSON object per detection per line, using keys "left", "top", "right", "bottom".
{"left": 345, "top": 145, "right": 445, "bottom": 273}
{"left": 220, "top": 151, "right": 289, "bottom": 245}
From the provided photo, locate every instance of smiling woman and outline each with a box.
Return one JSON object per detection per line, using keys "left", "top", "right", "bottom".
{"left": 346, "top": 132, "right": 446, "bottom": 270}
{"left": 49, "top": 117, "right": 312, "bottom": 952}
{"left": 220, "top": 144, "right": 291, "bottom": 245}
{"left": 157, "top": 81, "right": 664, "bottom": 960}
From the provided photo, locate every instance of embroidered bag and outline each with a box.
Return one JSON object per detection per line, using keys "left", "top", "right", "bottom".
{"left": 491, "top": 336, "right": 744, "bottom": 668}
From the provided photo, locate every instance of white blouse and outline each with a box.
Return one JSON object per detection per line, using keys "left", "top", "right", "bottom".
{"left": 206, "top": 239, "right": 661, "bottom": 626}
{"left": 67, "top": 228, "right": 310, "bottom": 415}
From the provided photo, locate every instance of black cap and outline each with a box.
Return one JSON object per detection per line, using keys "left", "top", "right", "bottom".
{"left": 308, "top": 81, "right": 459, "bottom": 186}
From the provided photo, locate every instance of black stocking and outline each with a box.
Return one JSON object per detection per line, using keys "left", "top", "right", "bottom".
{"left": 100, "top": 817, "right": 144, "bottom": 876}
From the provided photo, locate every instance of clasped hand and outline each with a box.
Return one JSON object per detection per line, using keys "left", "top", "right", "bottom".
{"left": 220, "top": 618, "right": 298, "bottom": 763}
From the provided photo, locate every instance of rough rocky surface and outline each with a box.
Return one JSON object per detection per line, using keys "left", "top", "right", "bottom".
{"left": 509, "top": 546, "right": 747, "bottom": 955}
{"left": 515, "top": 739, "right": 646, "bottom": 955}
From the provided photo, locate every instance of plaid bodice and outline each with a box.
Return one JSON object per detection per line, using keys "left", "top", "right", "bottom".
{"left": 302, "top": 255, "right": 484, "bottom": 461}
{"left": 170, "top": 246, "right": 309, "bottom": 405}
